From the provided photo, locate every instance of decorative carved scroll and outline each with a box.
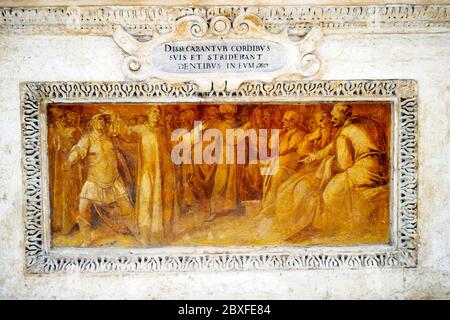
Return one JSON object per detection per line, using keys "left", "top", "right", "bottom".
{"left": 112, "top": 13, "right": 323, "bottom": 90}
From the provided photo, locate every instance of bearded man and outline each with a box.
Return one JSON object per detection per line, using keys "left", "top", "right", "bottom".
{"left": 305, "top": 103, "right": 389, "bottom": 236}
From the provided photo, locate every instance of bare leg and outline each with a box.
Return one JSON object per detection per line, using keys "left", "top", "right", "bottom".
{"left": 205, "top": 203, "right": 217, "bottom": 222}
{"left": 78, "top": 198, "right": 93, "bottom": 247}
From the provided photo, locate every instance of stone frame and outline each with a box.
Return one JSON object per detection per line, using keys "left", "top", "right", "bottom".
{"left": 21, "top": 79, "right": 418, "bottom": 274}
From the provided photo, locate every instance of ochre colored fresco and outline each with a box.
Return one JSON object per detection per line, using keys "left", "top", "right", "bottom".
{"left": 48, "top": 102, "right": 391, "bottom": 247}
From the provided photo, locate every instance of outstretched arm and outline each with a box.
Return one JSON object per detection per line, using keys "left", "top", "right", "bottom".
{"left": 65, "top": 134, "right": 89, "bottom": 169}
{"left": 101, "top": 107, "right": 137, "bottom": 138}
{"left": 300, "top": 141, "right": 335, "bottom": 164}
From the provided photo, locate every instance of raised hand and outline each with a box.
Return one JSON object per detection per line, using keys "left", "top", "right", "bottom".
{"left": 299, "top": 153, "right": 316, "bottom": 164}
{"left": 201, "top": 119, "right": 208, "bottom": 130}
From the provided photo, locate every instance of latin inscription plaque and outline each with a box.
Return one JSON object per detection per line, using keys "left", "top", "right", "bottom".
{"left": 151, "top": 39, "right": 286, "bottom": 73}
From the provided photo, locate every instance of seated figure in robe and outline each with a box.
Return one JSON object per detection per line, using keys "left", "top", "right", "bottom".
{"left": 311, "top": 103, "right": 390, "bottom": 238}
{"left": 258, "top": 110, "right": 306, "bottom": 216}
{"left": 274, "top": 110, "right": 335, "bottom": 239}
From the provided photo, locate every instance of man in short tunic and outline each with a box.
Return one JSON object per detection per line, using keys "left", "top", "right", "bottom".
{"left": 66, "top": 114, "right": 135, "bottom": 246}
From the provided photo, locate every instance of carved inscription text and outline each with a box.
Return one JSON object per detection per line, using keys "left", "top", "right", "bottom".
{"left": 152, "top": 39, "right": 286, "bottom": 73}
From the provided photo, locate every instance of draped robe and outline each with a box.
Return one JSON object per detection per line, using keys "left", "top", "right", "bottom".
{"left": 316, "top": 117, "right": 389, "bottom": 235}
{"left": 275, "top": 117, "right": 388, "bottom": 239}
{"left": 259, "top": 128, "right": 306, "bottom": 215}
{"left": 113, "top": 121, "right": 179, "bottom": 244}
{"left": 51, "top": 126, "right": 82, "bottom": 234}
{"left": 274, "top": 127, "right": 335, "bottom": 239}
{"left": 209, "top": 120, "right": 244, "bottom": 214}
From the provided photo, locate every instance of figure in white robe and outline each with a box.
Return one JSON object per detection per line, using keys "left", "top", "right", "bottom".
{"left": 105, "top": 106, "right": 179, "bottom": 245}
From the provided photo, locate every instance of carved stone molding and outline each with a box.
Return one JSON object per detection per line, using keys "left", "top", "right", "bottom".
{"left": 113, "top": 13, "right": 323, "bottom": 89}
{"left": 1, "top": 5, "right": 449, "bottom": 36}
{"left": 21, "top": 79, "right": 418, "bottom": 273}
